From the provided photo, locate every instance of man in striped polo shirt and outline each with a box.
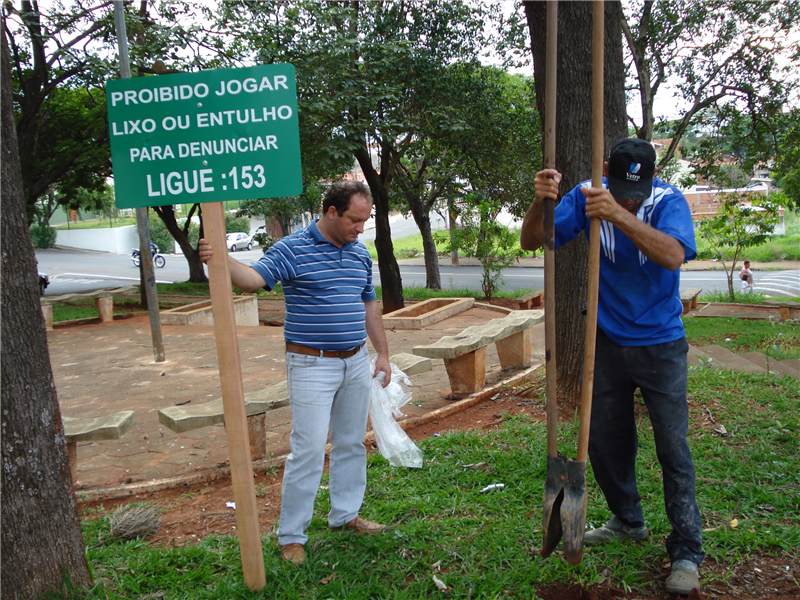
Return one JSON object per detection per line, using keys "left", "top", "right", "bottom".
{"left": 198, "top": 180, "right": 391, "bottom": 566}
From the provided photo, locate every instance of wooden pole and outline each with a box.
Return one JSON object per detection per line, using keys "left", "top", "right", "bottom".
{"left": 543, "top": 0, "right": 558, "bottom": 460}
{"left": 203, "top": 202, "right": 266, "bottom": 589}
{"left": 576, "top": 0, "right": 605, "bottom": 465}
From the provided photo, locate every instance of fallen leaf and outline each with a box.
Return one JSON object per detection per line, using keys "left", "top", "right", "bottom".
{"left": 730, "top": 518, "right": 739, "bottom": 528}
{"left": 462, "top": 462, "right": 488, "bottom": 471}
{"left": 713, "top": 424, "right": 728, "bottom": 436}
{"left": 433, "top": 574, "right": 448, "bottom": 591}
{"left": 319, "top": 573, "right": 338, "bottom": 585}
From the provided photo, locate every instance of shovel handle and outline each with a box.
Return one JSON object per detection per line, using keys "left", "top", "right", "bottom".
{"left": 544, "top": 0, "right": 559, "bottom": 457}
{"left": 576, "top": 0, "right": 605, "bottom": 463}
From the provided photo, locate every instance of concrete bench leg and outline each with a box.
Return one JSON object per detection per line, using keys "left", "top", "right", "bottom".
{"left": 443, "top": 347, "right": 487, "bottom": 395}
{"left": 96, "top": 296, "right": 114, "bottom": 322}
{"left": 66, "top": 440, "right": 78, "bottom": 484}
{"left": 41, "top": 304, "right": 53, "bottom": 331}
{"left": 495, "top": 328, "right": 533, "bottom": 369}
{"left": 247, "top": 413, "right": 266, "bottom": 460}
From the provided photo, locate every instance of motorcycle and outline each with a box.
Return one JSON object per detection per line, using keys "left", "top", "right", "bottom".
{"left": 132, "top": 243, "right": 166, "bottom": 268}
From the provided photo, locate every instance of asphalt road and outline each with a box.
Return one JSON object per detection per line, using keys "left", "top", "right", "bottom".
{"left": 34, "top": 246, "right": 799, "bottom": 299}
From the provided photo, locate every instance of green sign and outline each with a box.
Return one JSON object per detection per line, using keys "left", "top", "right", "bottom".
{"left": 107, "top": 64, "right": 302, "bottom": 208}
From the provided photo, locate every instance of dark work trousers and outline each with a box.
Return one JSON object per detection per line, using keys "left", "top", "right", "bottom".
{"left": 589, "top": 328, "right": 704, "bottom": 565}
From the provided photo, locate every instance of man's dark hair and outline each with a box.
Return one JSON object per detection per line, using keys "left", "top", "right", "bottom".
{"left": 322, "top": 180, "right": 371, "bottom": 216}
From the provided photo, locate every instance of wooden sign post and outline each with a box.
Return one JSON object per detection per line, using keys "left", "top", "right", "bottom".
{"left": 204, "top": 201, "right": 265, "bottom": 589}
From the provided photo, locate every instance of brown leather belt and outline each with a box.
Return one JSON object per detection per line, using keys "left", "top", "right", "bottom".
{"left": 285, "top": 341, "right": 366, "bottom": 359}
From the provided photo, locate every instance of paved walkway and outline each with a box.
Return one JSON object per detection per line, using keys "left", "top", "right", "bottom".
{"left": 50, "top": 294, "right": 788, "bottom": 500}
{"left": 52, "top": 302, "right": 546, "bottom": 498}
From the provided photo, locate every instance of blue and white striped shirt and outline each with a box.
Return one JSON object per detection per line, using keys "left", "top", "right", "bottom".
{"left": 249, "top": 220, "right": 376, "bottom": 351}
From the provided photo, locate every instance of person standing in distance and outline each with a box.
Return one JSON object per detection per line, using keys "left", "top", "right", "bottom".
{"left": 198, "top": 180, "right": 391, "bottom": 566}
{"left": 739, "top": 260, "right": 753, "bottom": 292}
{"left": 520, "top": 138, "right": 704, "bottom": 595}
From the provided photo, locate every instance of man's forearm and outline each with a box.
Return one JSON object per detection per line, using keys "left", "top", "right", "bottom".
{"left": 226, "top": 256, "right": 268, "bottom": 292}
{"left": 520, "top": 199, "right": 545, "bottom": 251}
{"left": 611, "top": 210, "right": 685, "bottom": 271}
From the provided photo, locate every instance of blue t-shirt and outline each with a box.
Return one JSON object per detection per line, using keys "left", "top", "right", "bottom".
{"left": 249, "top": 220, "right": 377, "bottom": 350}
{"left": 554, "top": 177, "right": 697, "bottom": 346}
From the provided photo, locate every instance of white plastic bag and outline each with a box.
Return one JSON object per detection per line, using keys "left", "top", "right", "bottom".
{"left": 369, "top": 356, "right": 423, "bottom": 468}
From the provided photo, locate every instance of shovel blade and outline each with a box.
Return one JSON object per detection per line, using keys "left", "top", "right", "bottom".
{"left": 561, "top": 459, "right": 588, "bottom": 565}
{"left": 541, "top": 454, "right": 568, "bottom": 557}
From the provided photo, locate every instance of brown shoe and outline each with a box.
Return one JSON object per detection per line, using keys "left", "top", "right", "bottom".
{"left": 280, "top": 543, "right": 305, "bottom": 564}
{"left": 332, "top": 516, "right": 386, "bottom": 534}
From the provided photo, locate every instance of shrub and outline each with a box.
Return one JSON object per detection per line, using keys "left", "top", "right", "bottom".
{"left": 30, "top": 225, "right": 57, "bottom": 248}
{"left": 145, "top": 218, "right": 176, "bottom": 254}
{"left": 225, "top": 214, "right": 250, "bottom": 234}
{"left": 251, "top": 226, "right": 275, "bottom": 253}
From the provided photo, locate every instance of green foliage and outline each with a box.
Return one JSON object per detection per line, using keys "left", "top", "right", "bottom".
{"left": 7, "top": 1, "right": 209, "bottom": 224}
{"left": 772, "top": 108, "right": 800, "bottom": 211}
{"left": 237, "top": 182, "right": 321, "bottom": 237}
{"left": 250, "top": 226, "right": 275, "bottom": 253}
{"left": 694, "top": 209, "right": 800, "bottom": 262}
{"left": 624, "top": 0, "right": 799, "bottom": 173}
{"left": 435, "top": 204, "right": 524, "bottom": 298}
{"left": 29, "top": 225, "right": 57, "bottom": 249}
{"left": 224, "top": 213, "right": 250, "bottom": 235}
{"left": 146, "top": 218, "right": 178, "bottom": 255}
{"left": 697, "top": 193, "right": 780, "bottom": 300}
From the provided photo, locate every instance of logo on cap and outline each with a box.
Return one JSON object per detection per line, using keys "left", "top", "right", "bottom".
{"left": 626, "top": 162, "right": 642, "bottom": 182}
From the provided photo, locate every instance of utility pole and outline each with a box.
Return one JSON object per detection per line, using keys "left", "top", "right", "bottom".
{"left": 113, "top": 1, "right": 165, "bottom": 363}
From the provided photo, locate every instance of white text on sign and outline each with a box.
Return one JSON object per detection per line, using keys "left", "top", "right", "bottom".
{"left": 108, "top": 75, "right": 290, "bottom": 107}
{"left": 145, "top": 165, "right": 267, "bottom": 197}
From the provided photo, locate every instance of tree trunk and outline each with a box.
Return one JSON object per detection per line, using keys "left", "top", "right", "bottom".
{"left": 1, "top": 30, "right": 92, "bottom": 599}
{"left": 418, "top": 215, "right": 441, "bottom": 290}
{"left": 407, "top": 197, "right": 441, "bottom": 290}
{"left": 355, "top": 146, "right": 405, "bottom": 315}
{"left": 154, "top": 204, "right": 208, "bottom": 283}
{"left": 525, "top": 0, "right": 628, "bottom": 410}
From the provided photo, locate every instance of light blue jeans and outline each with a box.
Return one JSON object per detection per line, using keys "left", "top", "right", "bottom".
{"left": 277, "top": 345, "right": 371, "bottom": 546}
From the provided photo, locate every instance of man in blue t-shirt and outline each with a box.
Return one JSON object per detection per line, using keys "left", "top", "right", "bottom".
{"left": 521, "top": 138, "right": 703, "bottom": 595}
{"left": 199, "top": 180, "right": 391, "bottom": 566}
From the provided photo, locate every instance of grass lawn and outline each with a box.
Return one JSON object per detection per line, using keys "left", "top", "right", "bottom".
{"left": 61, "top": 317, "right": 799, "bottom": 600}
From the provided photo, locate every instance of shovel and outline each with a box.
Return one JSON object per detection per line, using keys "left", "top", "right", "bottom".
{"left": 540, "top": 0, "right": 568, "bottom": 559}
{"left": 561, "top": 0, "right": 604, "bottom": 566}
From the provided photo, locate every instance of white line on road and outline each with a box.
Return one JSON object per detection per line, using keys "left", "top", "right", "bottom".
{"left": 55, "top": 273, "right": 173, "bottom": 284}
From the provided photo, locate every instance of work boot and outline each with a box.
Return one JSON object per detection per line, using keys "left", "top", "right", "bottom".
{"left": 665, "top": 559, "right": 700, "bottom": 595}
{"left": 331, "top": 516, "right": 386, "bottom": 534}
{"left": 584, "top": 516, "right": 649, "bottom": 545}
{"left": 280, "top": 543, "right": 305, "bottom": 565}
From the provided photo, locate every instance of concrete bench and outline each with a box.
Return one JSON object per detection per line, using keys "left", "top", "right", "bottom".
{"left": 411, "top": 310, "right": 545, "bottom": 395}
{"left": 63, "top": 410, "right": 137, "bottom": 482}
{"left": 157, "top": 353, "right": 432, "bottom": 458}
{"left": 763, "top": 301, "right": 799, "bottom": 321}
{"left": 41, "top": 286, "right": 137, "bottom": 330}
{"left": 515, "top": 289, "right": 544, "bottom": 310}
{"left": 680, "top": 288, "right": 703, "bottom": 314}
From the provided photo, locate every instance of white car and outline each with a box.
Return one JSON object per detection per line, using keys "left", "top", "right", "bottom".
{"left": 226, "top": 232, "right": 253, "bottom": 252}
